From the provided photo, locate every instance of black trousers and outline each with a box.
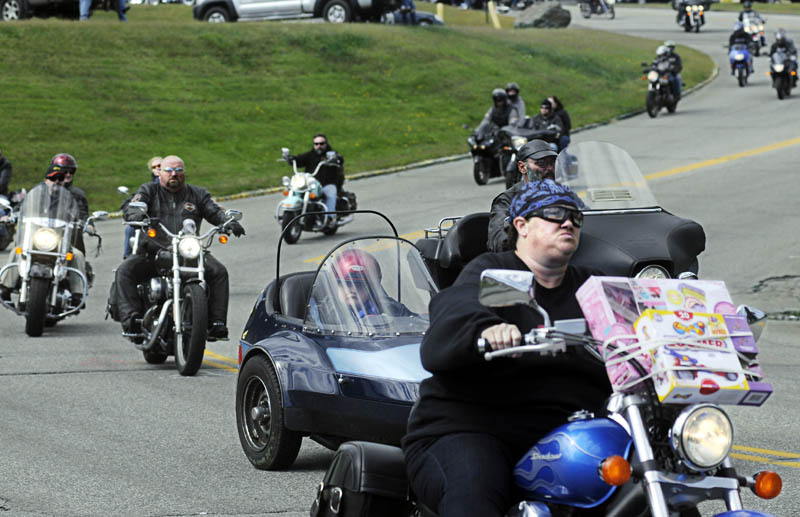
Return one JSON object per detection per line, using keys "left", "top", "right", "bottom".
{"left": 115, "top": 252, "right": 229, "bottom": 325}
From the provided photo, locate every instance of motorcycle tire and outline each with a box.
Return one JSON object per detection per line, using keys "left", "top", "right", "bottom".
{"left": 737, "top": 68, "right": 747, "bottom": 87}
{"left": 608, "top": 4, "right": 614, "bottom": 19}
{"left": 666, "top": 99, "right": 678, "bottom": 113}
{"left": 25, "top": 277, "right": 50, "bottom": 337}
{"left": 236, "top": 354, "right": 302, "bottom": 470}
{"left": 473, "top": 158, "right": 490, "bottom": 186}
{"left": 694, "top": 22, "right": 700, "bottom": 33}
{"left": 776, "top": 76, "right": 786, "bottom": 99}
{"left": 143, "top": 349, "right": 168, "bottom": 364}
{"left": 646, "top": 91, "right": 659, "bottom": 118}
{"left": 280, "top": 212, "right": 302, "bottom": 244}
{"left": 174, "top": 283, "right": 207, "bottom": 377}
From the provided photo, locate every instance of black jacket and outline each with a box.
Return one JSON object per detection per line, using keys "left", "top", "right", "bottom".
{"left": 125, "top": 182, "right": 227, "bottom": 252}
{"left": 0, "top": 156, "right": 11, "bottom": 197}
{"left": 402, "top": 251, "right": 609, "bottom": 457}
{"left": 770, "top": 39, "right": 797, "bottom": 57}
{"left": 292, "top": 148, "right": 344, "bottom": 190}
{"left": 666, "top": 52, "right": 683, "bottom": 74}
{"left": 66, "top": 184, "right": 89, "bottom": 221}
{"left": 528, "top": 113, "right": 564, "bottom": 141}
{"left": 487, "top": 181, "right": 523, "bottom": 252}
{"left": 729, "top": 29, "right": 750, "bottom": 47}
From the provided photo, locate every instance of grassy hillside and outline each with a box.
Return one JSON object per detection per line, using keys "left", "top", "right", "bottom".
{"left": 0, "top": 5, "right": 714, "bottom": 210}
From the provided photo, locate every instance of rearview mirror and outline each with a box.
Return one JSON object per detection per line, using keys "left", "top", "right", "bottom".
{"left": 736, "top": 305, "right": 767, "bottom": 343}
{"left": 225, "top": 209, "right": 243, "bottom": 221}
{"left": 128, "top": 201, "right": 147, "bottom": 211}
{"left": 117, "top": 186, "right": 130, "bottom": 195}
{"left": 478, "top": 269, "right": 533, "bottom": 307}
{"left": 91, "top": 211, "right": 109, "bottom": 221}
{"left": 281, "top": 147, "right": 290, "bottom": 159}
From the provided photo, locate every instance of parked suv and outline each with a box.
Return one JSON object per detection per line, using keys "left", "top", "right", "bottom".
{"left": 193, "top": 0, "right": 398, "bottom": 22}
{"left": 1, "top": 0, "right": 81, "bottom": 20}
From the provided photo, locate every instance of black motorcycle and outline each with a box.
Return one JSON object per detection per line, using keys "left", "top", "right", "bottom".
{"left": 643, "top": 59, "right": 679, "bottom": 118}
{"left": 768, "top": 49, "right": 795, "bottom": 100}
{"left": 467, "top": 122, "right": 513, "bottom": 186}
{"left": 675, "top": 0, "right": 705, "bottom": 32}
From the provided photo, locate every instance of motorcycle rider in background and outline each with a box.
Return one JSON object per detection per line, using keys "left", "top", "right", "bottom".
{"left": 730, "top": 22, "right": 755, "bottom": 74}
{"left": 402, "top": 180, "right": 608, "bottom": 517}
{"left": 528, "top": 98, "right": 564, "bottom": 140}
{"left": 122, "top": 156, "right": 162, "bottom": 258}
{"left": 115, "top": 155, "right": 245, "bottom": 339}
{"left": 285, "top": 134, "right": 344, "bottom": 229}
{"left": 770, "top": 28, "right": 798, "bottom": 86}
{"left": 505, "top": 82, "right": 526, "bottom": 126}
{"left": 651, "top": 45, "right": 684, "bottom": 99}
{"left": 475, "top": 88, "right": 520, "bottom": 137}
{"left": 738, "top": 0, "right": 766, "bottom": 47}
{"left": 0, "top": 165, "right": 87, "bottom": 305}
{"left": 663, "top": 40, "right": 683, "bottom": 99}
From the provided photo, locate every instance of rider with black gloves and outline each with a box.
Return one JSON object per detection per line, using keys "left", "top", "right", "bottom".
{"left": 115, "top": 155, "right": 245, "bottom": 339}
{"left": 505, "top": 82, "right": 526, "bottom": 126}
{"left": 730, "top": 22, "right": 755, "bottom": 74}
{"left": 770, "top": 28, "right": 798, "bottom": 86}
{"left": 0, "top": 147, "right": 11, "bottom": 199}
{"left": 287, "top": 134, "right": 344, "bottom": 228}
{"left": 403, "top": 180, "right": 609, "bottom": 517}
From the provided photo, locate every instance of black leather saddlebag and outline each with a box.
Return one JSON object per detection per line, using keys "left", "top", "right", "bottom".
{"left": 106, "top": 280, "right": 121, "bottom": 322}
{"left": 337, "top": 191, "right": 357, "bottom": 211}
{"left": 310, "top": 441, "right": 413, "bottom": 517}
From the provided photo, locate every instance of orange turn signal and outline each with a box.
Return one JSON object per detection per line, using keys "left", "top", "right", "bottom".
{"left": 600, "top": 456, "right": 631, "bottom": 486}
{"left": 641, "top": 76, "right": 647, "bottom": 80}
{"left": 309, "top": 192, "right": 317, "bottom": 200}
{"left": 15, "top": 247, "right": 22, "bottom": 255}
{"left": 65, "top": 252, "right": 74, "bottom": 262}
{"left": 792, "top": 70, "right": 797, "bottom": 76}
{"left": 282, "top": 189, "right": 289, "bottom": 196}
{"left": 147, "top": 228, "right": 157, "bottom": 238}
{"left": 219, "top": 234, "right": 228, "bottom": 245}
{"left": 754, "top": 471, "right": 782, "bottom": 499}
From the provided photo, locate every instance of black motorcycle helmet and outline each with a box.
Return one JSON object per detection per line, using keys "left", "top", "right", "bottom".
{"left": 742, "top": 0, "right": 752, "bottom": 10}
{"left": 492, "top": 88, "right": 509, "bottom": 106}
{"left": 505, "top": 82, "right": 520, "bottom": 102}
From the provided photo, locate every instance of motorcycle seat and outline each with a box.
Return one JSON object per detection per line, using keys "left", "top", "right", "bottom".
{"left": 264, "top": 271, "right": 316, "bottom": 320}
{"left": 437, "top": 212, "right": 490, "bottom": 270}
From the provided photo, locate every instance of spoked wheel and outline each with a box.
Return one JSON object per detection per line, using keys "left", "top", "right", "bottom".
{"left": 25, "top": 277, "right": 50, "bottom": 337}
{"left": 280, "top": 212, "right": 302, "bottom": 244}
{"left": 174, "top": 283, "right": 207, "bottom": 376}
{"left": 1, "top": 0, "right": 26, "bottom": 21}
{"left": 473, "top": 157, "right": 490, "bottom": 185}
{"left": 236, "top": 355, "right": 302, "bottom": 470}
{"left": 646, "top": 91, "right": 659, "bottom": 118}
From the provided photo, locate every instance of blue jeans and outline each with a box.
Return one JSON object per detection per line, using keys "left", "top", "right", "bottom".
{"left": 404, "top": 433, "right": 517, "bottom": 517}
{"left": 669, "top": 73, "right": 682, "bottom": 98}
{"left": 117, "top": 0, "right": 127, "bottom": 21}
{"left": 123, "top": 224, "right": 135, "bottom": 258}
{"left": 79, "top": 0, "right": 91, "bottom": 19}
{"left": 321, "top": 184, "right": 337, "bottom": 220}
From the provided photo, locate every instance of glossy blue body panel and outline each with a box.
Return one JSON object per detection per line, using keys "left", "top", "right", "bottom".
{"left": 714, "top": 512, "right": 776, "bottom": 517}
{"left": 514, "top": 417, "right": 633, "bottom": 508}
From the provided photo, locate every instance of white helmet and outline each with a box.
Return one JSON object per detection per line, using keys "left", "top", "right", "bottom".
{"left": 656, "top": 45, "right": 669, "bottom": 57}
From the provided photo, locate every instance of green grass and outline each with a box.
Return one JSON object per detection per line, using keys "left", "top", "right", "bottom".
{"left": 0, "top": 5, "right": 713, "bottom": 210}
{"left": 619, "top": 1, "right": 800, "bottom": 14}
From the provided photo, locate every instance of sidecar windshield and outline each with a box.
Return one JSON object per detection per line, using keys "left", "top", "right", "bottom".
{"left": 305, "top": 237, "right": 437, "bottom": 337}
{"left": 554, "top": 141, "right": 659, "bottom": 211}
{"left": 19, "top": 183, "right": 79, "bottom": 228}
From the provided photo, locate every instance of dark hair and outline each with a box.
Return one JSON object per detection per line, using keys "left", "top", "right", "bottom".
{"left": 549, "top": 96, "right": 564, "bottom": 110}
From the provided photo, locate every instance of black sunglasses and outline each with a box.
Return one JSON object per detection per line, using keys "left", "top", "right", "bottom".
{"left": 531, "top": 206, "right": 583, "bottom": 228}
{"left": 313, "top": 141, "right": 327, "bottom": 146}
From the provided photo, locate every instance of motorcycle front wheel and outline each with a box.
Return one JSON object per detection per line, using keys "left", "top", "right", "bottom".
{"left": 25, "top": 277, "right": 50, "bottom": 337}
{"left": 737, "top": 68, "right": 747, "bottom": 87}
{"left": 473, "top": 157, "right": 490, "bottom": 185}
{"left": 175, "top": 283, "right": 207, "bottom": 376}
{"left": 646, "top": 90, "right": 659, "bottom": 118}
{"left": 280, "top": 212, "right": 302, "bottom": 244}
{"left": 236, "top": 354, "right": 302, "bottom": 470}
{"left": 776, "top": 76, "right": 787, "bottom": 99}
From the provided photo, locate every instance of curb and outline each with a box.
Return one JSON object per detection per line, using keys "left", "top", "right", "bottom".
{"left": 109, "top": 65, "right": 719, "bottom": 218}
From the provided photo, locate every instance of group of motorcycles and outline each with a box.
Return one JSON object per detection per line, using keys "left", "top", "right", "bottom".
{"left": 675, "top": 0, "right": 707, "bottom": 33}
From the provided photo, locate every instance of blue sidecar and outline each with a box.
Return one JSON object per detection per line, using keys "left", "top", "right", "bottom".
{"left": 236, "top": 230, "right": 438, "bottom": 470}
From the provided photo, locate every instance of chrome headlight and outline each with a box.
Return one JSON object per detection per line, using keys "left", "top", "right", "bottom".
{"left": 647, "top": 71, "right": 659, "bottom": 82}
{"left": 33, "top": 228, "right": 59, "bottom": 251}
{"left": 178, "top": 236, "right": 201, "bottom": 259}
{"left": 759, "top": 24, "right": 764, "bottom": 31}
{"left": 282, "top": 176, "right": 291, "bottom": 187}
{"left": 735, "top": 53, "right": 745, "bottom": 61}
{"left": 635, "top": 265, "right": 670, "bottom": 279}
{"left": 671, "top": 405, "right": 733, "bottom": 471}
{"left": 511, "top": 136, "right": 528, "bottom": 150}
{"left": 773, "top": 64, "right": 785, "bottom": 73}
{"left": 290, "top": 174, "right": 308, "bottom": 191}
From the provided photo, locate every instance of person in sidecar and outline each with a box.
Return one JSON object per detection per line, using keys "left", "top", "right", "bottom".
{"left": 285, "top": 134, "right": 344, "bottom": 229}
{"left": 0, "top": 165, "right": 87, "bottom": 306}
{"left": 114, "top": 155, "right": 245, "bottom": 339}
{"left": 402, "top": 180, "right": 610, "bottom": 517}
{"left": 308, "top": 249, "right": 415, "bottom": 326}
{"left": 487, "top": 139, "right": 557, "bottom": 253}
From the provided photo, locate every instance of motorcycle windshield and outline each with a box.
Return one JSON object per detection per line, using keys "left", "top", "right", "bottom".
{"left": 554, "top": 141, "right": 659, "bottom": 211}
{"left": 772, "top": 50, "right": 786, "bottom": 64}
{"left": 305, "top": 237, "right": 437, "bottom": 337}
{"left": 18, "top": 183, "right": 79, "bottom": 230}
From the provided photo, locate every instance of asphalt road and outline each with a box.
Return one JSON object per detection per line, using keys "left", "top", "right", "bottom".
{"left": 2, "top": 5, "right": 800, "bottom": 516}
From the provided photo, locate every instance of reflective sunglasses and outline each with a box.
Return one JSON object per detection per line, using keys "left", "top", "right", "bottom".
{"left": 531, "top": 205, "right": 583, "bottom": 228}
{"left": 162, "top": 167, "right": 184, "bottom": 175}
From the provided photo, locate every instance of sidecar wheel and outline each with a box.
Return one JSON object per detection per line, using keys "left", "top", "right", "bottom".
{"left": 473, "top": 158, "right": 490, "bottom": 185}
{"left": 175, "top": 283, "right": 207, "bottom": 376}
{"left": 281, "top": 212, "right": 302, "bottom": 244}
{"left": 236, "top": 355, "right": 302, "bottom": 470}
{"left": 143, "top": 350, "right": 168, "bottom": 364}
{"left": 25, "top": 277, "right": 50, "bottom": 337}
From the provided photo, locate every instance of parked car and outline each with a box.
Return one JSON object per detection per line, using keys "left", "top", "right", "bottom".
{"left": 193, "top": 0, "right": 398, "bottom": 23}
{"left": 1, "top": 0, "right": 82, "bottom": 21}
{"left": 235, "top": 214, "right": 438, "bottom": 470}
{"left": 381, "top": 7, "right": 443, "bottom": 25}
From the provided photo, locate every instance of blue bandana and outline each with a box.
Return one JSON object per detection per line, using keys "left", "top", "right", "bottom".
{"left": 508, "top": 179, "right": 582, "bottom": 220}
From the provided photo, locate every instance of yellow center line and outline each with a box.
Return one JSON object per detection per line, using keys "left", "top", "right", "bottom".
{"left": 645, "top": 136, "right": 800, "bottom": 181}
{"left": 734, "top": 445, "right": 800, "bottom": 459}
{"left": 204, "top": 349, "right": 239, "bottom": 365}
{"left": 201, "top": 359, "right": 238, "bottom": 373}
